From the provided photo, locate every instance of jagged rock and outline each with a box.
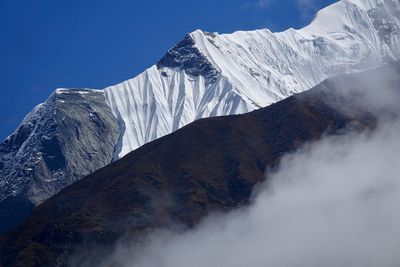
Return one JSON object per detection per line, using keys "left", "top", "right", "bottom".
{"left": 0, "top": 89, "right": 119, "bottom": 233}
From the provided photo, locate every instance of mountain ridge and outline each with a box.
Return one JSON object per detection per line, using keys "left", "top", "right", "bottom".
{"left": 105, "top": 0, "right": 400, "bottom": 158}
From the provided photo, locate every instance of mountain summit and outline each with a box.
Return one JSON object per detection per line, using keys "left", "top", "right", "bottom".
{"left": 102, "top": 0, "right": 400, "bottom": 158}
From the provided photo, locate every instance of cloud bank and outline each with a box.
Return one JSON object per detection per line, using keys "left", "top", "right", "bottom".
{"left": 100, "top": 120, "right": 400, "bottom": 267}
{"left": 72, "top": 64, "right": 400, "bottom": 267}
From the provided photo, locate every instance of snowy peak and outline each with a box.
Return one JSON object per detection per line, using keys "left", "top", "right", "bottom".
{"left": 301, "top": 0, "right": 400, "bottom": 43}
{"left": 104, "top": 0, "right": 400, "bottom": 159}
{"left": 157, "top": 30, "right": 220, "bottom": 81}
{"left": 298, "top": 0, "right": 400, "bottom": 60}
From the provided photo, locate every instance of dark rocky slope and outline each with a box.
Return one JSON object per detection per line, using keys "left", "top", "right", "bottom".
{"left": 2, "top": 63, "right": 400, "bottom": 266}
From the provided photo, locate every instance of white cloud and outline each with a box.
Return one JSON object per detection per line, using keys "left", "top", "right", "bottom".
{"left": 71, "top": 64, "right": 400, "bottom": 267}
{"left": 103, "top": 120, "right": 400, "bottom": 267}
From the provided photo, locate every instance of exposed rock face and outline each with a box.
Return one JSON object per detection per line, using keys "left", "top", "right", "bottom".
{"left": 0, "top": 89, "right": 119, "bottom": 233}
{"left": 2, "top": 62, "right": 398, "bottom": 267}
{"left": 157, "top": 33, "right": 220, "bottom": 81}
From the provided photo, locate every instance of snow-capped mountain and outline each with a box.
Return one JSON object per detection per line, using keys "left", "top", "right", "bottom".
{"left": 0, "top": 0, "right": 399, "bottom": 232}
{"left": 105, "top": 0, "right": 400, "bottom": 159}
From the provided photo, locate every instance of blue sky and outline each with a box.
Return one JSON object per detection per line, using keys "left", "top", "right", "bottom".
{"left": 0, "top": 0, "right": 337, "bottom": 140}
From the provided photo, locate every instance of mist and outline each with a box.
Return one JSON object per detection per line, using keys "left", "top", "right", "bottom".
{"left": 71, "top": 64, "right": 400, "bottom": 267}
{"left": 95, "top": 120, "right": 399, "bottom": 267}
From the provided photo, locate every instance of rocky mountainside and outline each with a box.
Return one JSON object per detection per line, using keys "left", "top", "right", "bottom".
{"left": 2, "top": 62, "right": 399, "bottom": 267}
{"left": 0, "top": 90, "right": 119, "bottom": 233}
{"left": 1, "top": 0, "right": 400, "bottom": 234}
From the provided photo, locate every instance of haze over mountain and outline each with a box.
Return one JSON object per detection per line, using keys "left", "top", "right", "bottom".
{"left": 1, "top": 0, "right": 400, "bottom": 233}
{"left": 1, "top": 61, "right": 399, "bottom": 267}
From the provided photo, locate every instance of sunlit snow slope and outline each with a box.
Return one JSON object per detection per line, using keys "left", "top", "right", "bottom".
{"left": 105, "top": 0, "right": 400, "bottom": 159}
